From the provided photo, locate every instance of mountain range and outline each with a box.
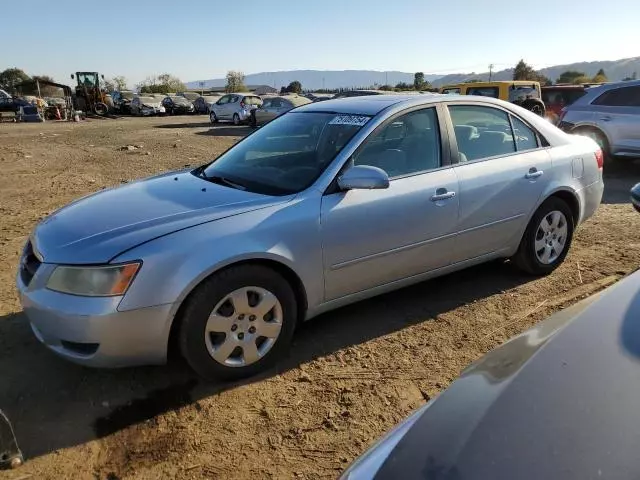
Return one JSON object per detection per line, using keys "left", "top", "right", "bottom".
{"left": 186, "top": 56, "right": 640, "bottom": 91}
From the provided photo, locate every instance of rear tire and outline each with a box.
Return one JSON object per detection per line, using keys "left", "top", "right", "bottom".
{"left": 233, "top": 113, "right": 240, "bottom": 126}
{"left": 521, "top": 98, "right": 545, "bottom": 117}
{"left": 512, "top": 197, "right": 574, "bottom": 275}
{"left": 178, "top": 265, "right": 298, "bottom": 381}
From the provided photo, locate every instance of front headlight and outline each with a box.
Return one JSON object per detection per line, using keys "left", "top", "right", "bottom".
{"left": 47, "top": 262, "right": 141, "bottom": 296}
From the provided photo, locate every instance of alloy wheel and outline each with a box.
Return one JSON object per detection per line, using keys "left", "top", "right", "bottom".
{"left": 204, "top": 286, "right": 283, "bottom": 367}
{"left": 534, "top": 210, "right": 568, "bottom": 264}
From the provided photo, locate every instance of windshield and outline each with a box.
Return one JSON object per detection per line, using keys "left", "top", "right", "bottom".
{"left": 138, "top": 97, "right": 155, "bottom": 104}
{"left": 200, "top": 112, "right": 370, "bottom": 195}
{"left": 243, "top": 96, "right": 262, "bottom": 106}
{"left": 174, "top": 96, "right": 191, "bottom": 104}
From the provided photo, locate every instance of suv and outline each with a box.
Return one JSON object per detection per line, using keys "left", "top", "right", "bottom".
{"left": 558, "top": 80, "right": 640, "bottom": 158}
{"left": 541, "top": 85, "right": 588, "bottom": 124}
{"left": 209, "top": 93, "right": 262, "bottom": 125}
{"left": 440, "top": 81, "right": 546, "bottom": 116}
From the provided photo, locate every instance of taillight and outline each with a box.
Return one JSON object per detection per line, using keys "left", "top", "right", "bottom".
{"left": 240, "top": 101, "right": 245, "bottom": 108}
{"left": 595, "top": 149, "right": 604, "bottom": 170}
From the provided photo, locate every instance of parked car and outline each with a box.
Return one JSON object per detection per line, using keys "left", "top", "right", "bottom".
{"left": 130, "top": 96, "right": 165, "bottom": 116}
{"left": 111, "top": 90, "right": 135, "bottom": 114}
{"left": 558, "top": 79, "right": 640, "bottom": 159}
{"left": 341, "top": 263, "right": 640, "bottom": 480}
{"left": 250, "top": 95, "right": 311, "bottom": 126}
{"left": 541, "top": 85, "right": 588, "bottom": 124}
{"left": 440, "top": 81, "right": 546, "bottom": 116}
{"left": 632, "top": 182, "right": 640, "bottom": 213}
{"left": 162, "top": 95, "right": 195, "bottom": 115}
{"left": 193, "top": 95, "right": 221, "bottom": 114}
{"left": 177, "top": 92, "right": 200, "bottom": 102}
{"left": 16, "top": 95, "right": 603, "bottom": 380}
{"left": 0, "top": 96, "right": 30, "bottom": 113}
{"left": 209, "top": 93, "right": 262, "bottom": 125}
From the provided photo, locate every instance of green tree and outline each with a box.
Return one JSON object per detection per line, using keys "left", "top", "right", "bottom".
{"left": 225, "top": 71, "right": 246, "bottom": 93}
{"left": 379, "top": 84, "right": 394, "bottom": 91}
{"left": 413, "top": 72, "right": 425, "bottom": 90}
{"left": 572, "top": 75, "right": 592, "bottom": 85}
{"left": 137, "top": 74, "right": 185, "bottom": 94}
{"left": 513, "top": 59, "right": 537, "bottom": 81}
{"left": 0, "top": 68, "right": 30, "bottom": 91}
{"left": 557, "top": 70, "right": 586, "bottom": 84}
{"left": 591, "top": 68, "right": 608, "bottom": 84}
{"left": 395, "top": 81, "right": 413, "bottom": 91}
{"left": 286, "top": 80, "right": 302, "bottom": 93}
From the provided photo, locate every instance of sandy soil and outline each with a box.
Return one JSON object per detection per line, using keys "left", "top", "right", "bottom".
{"left": 1, "top": 115, "right": 639, "bottom": 480}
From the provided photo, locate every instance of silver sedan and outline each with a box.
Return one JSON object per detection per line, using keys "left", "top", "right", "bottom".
{"left": 16, "top": 95, "right": 604, "bottom": 380}
{"left": 250, "top": 95, "right": 312, "bottom": 126}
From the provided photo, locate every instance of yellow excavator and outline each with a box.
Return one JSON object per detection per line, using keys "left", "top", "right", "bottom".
{"left": 71, "top": 72, "right": 109, "bottom": 115}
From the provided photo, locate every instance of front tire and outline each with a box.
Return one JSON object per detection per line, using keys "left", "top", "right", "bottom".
{"left": 210, "top": 111, "right": 218, "bottom": 124}
{"left": 573, "top": 127, "right": 610, "bottom": 158}
{"left": 512, "top": 197, "right": 574, "bottom": 275}
{"left": 178, "top": 265, "right": 298, "bottom": 381}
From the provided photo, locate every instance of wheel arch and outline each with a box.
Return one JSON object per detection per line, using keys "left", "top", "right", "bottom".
{"left": 545, "top": 189, "right": 580, "bottom": 226}
{"left": 166, "top": 256, "right": 309, "bottom": 360}
{"left": 570, "top": 124, "right": 612, "bottom": 151}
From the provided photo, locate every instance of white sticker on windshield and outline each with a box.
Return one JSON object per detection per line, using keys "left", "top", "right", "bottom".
{"left": 329, "top": 115, "right": 370, "bottom": 126}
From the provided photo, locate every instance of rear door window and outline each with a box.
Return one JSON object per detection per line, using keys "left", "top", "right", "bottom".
{"left": 466, "top": 87, "right": 499, "bottom": 98}
{"left": 592, "top": 86, "right": 640, "bottom": 107}
{"left": 448, "top": 105, "right": 516, "bottom": 161}
{"left": 510, "top": 116, "right": 538, "bottom": 151}
{"left": 243, "top": 96, "right": 262, "bottom": 106}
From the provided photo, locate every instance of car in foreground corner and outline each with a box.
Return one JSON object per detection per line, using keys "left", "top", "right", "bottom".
{"left": 341, "top": 264, "right": 640, "bottom": 479}
{"left": 17, "top": 94, "right": 603, "bottom": 380}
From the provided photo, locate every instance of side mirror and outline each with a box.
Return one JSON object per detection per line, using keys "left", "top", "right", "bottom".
{"left": 101, "top": 74, "right": 105, "bottom": 79}
{"left": 631, "top": 183, "right": 640, "bottom": 213}
{"left": 70, "top": 74, "right": 75, "bottom": 80}
{"left": 338, "top": 165, "right": 389, "bottom": 191}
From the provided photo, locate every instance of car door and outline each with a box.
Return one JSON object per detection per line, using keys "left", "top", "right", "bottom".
{"left": 446, "top": 103, "right": 552, "bottom": 262}
{"left": 590, "top": 85, "right": 640, "bottom": 155}
{"left": 321, "top": 106, "right": 459, "bottom": 300}
{"left": 255, "top": 98, "right": 272, "bottom": 124}
{"left": 214, "top": 95, "right": 230, "bottom": 118}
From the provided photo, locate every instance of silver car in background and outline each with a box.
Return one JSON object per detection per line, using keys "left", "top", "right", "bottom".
{"left": 558, "top": 79, "right": 640, "bottom": 159}
{"left": 130, "top": 96, "right": 165, "bottom": 116}
{"left": 250, "top": 94, "right": 312, "bottom": 127}
{"left": 17, "top": 95, "right": 603, "bottom": 381}
{"left": 209, "top": 92, "right": 262, "bottom": 125}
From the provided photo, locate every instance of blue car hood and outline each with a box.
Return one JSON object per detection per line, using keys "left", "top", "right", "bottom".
{"left": 33, "top": 170, "right": 292, "bottom": 264}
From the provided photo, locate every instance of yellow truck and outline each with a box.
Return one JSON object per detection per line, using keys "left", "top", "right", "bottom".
{"left": 439, "top": 81, "right": 546, "bottom": 116}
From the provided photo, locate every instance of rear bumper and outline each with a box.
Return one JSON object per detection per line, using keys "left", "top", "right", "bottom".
{"left": 578, "top": 179, "right": 604, "bottom": 225}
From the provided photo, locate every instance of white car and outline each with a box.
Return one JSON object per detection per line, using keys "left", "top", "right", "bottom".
{"left": 209, "top": 93, "right": 262, "bottom": 125}
{"left": 130, "top": 96, "right": 166, "bottom": 116}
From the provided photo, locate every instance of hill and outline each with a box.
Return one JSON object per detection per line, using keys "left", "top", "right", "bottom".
{"left": 186, "top": 57, "right": 640, "bottom": 91}
{"left": 432, "top": 57, "right": 640, "bottom": 86}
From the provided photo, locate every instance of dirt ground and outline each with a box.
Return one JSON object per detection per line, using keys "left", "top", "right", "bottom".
{"left": 1, "top": 115, "right": 639, "bottom": 480}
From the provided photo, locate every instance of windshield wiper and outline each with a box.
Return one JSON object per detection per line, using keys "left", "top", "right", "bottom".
{"left": 198, "top": 170, "right": 247, "bottom": 191}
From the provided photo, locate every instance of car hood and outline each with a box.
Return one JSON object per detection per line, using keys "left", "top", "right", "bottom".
{"left": 33, "top": 170, "right": 293, "bottom": 264}
{"left": 376, "top": 270, "right": 640, "bottom": 480}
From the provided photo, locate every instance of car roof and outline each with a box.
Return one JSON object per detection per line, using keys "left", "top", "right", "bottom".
{"left": 442, "top": 81, "right": 539, "bottom": 89}
{"left": 294, "top": 94, "right": 441, "bottom": 115}
{"left": 571, "top": 79, "right": 640, "bottom": 104}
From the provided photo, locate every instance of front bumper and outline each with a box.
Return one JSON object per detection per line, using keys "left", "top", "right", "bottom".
{"left": 16, "top": 263, "right": 174, "bottom": 368}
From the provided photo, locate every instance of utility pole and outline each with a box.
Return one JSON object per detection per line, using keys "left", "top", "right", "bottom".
{"left": 322, "top": 77, "right": 325, "bottom": 90}
{"left": 385, "top": 71, "right": 388, "bottom": 85}
{"left": 488, "top": 64, "right": 494, "bottom": 81}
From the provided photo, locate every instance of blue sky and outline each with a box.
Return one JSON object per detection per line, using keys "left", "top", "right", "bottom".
{"left": 2, "top": 0, "right": 639, "bottom": 88}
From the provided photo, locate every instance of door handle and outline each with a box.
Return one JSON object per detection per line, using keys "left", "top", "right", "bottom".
{"left": 525, "top": 168, "right": 544, "bottom": 179}
{"left": 430, "top": 190, "right": 456, "bottom": 201}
